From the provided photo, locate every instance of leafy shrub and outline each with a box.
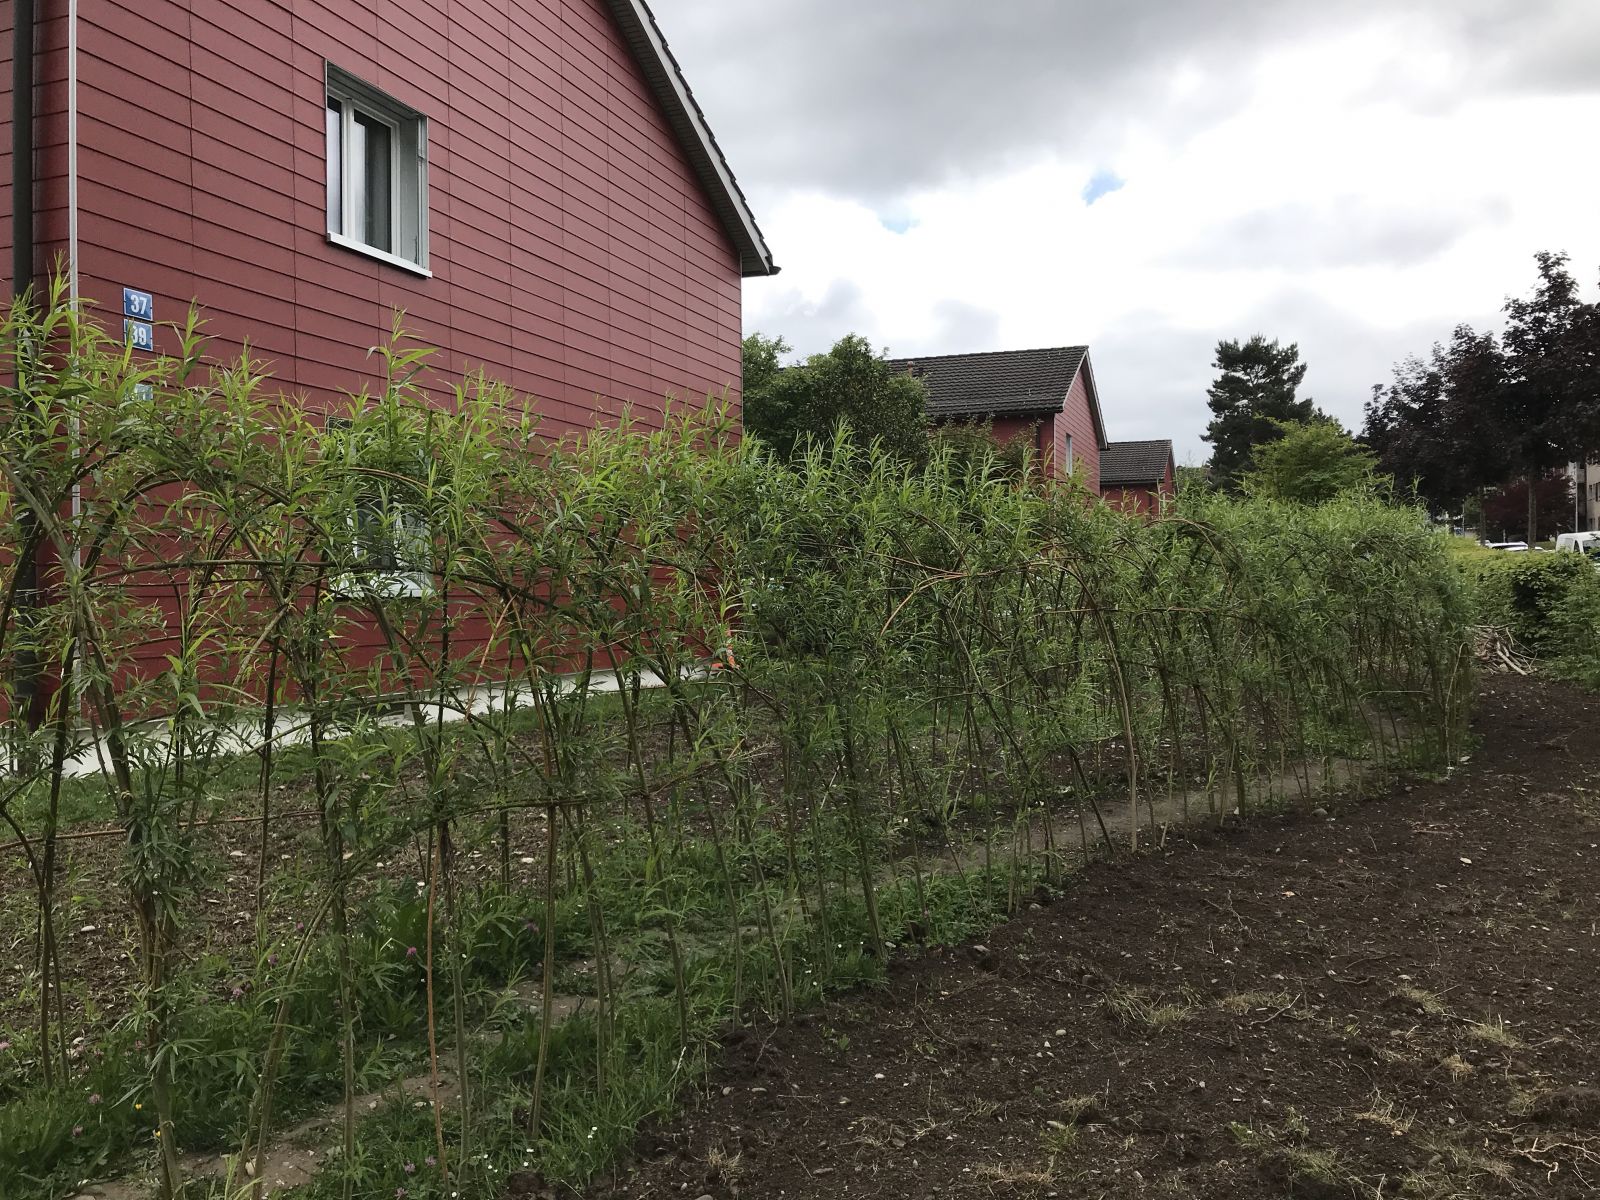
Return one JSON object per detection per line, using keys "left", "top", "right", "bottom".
{"left": 742, "top": 332, "right": 929, "bottom": 464}
{"left": 1462, "top": 550, "right": 1600, "bottom": 656}
{"left": 1546, "top": 572, "right": 1600, "bottom": 686}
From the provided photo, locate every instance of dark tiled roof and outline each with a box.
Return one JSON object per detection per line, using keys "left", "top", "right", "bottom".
{"left": 884, "top": 346, "right": 1089, "bottom": 418}
{"left": 1100, "top": 439, "right": 1174, "bottom": 487}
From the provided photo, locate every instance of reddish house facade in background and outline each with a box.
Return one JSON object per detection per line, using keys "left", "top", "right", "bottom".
{"left": 884, "top": 347, "right": 1109, "bottom": 490}
{"left": 1099, "top": 439, "right": 1176, "bottom": 515}
{"left": 3, "top": 0, "right": 776, "bottom": 432}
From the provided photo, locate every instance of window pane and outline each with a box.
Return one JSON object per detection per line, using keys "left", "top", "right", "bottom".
{"left": 355, "top": 111, "right": 392, "bottom": 252}
{"left": 325, "top": 98, "right": 343, "bottom": 234}
{"left": 355, "top": 495, "right": 400, "bottom": 572}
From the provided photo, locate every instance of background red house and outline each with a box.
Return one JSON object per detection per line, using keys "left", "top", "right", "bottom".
{"left": 3, "top": 0, "right": 776, "bottom": 433}
{"left": 1099, "top": 439, "right": 1176, "bottom": 514}
{"left": 884, "top": 346, "right": 1109, "bottom": 489}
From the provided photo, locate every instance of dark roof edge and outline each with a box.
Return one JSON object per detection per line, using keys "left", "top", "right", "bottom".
{"left": 1075, "top": 352, "right": 1111, "bottom": 450}
{"left": 933, "top": 401, "right": 1065, "bottom": 417}
{"left": 889, "top": 344, "right": 1089, "bottom": 366}
{"left": 605, "top": 0, "right": 779, "bottom": 278}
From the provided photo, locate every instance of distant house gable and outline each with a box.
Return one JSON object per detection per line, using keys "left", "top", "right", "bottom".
{"left": 883, "top": 346, "right": 1110, "bottom": 485}
{"left": 1100, "top": 439, "right": 1176, "bottom": 516}
{"left": 883, "top": 347, "right": 1092, "bottom": 423}
{"left": 1100, "top": 439, "right": 1175, "bottom": 488}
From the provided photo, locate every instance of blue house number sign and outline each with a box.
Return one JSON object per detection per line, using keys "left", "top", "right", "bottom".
{"left": 123, "top": 288, "right": 155, "bottom": 351}
{"left": 123, "top": 288, "right": 154, "bottom": 319}
{"left": 124, "top": 319, "right": 155, "bottom": 352}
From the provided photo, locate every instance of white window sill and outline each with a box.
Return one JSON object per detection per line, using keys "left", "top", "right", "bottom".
{"left": 327, "top": 232, "right": 432, "bottom": 278}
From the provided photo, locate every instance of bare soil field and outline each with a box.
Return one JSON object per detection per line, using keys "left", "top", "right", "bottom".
{"left": 588, "top": 674, "right": 1600, "bottom": 1199}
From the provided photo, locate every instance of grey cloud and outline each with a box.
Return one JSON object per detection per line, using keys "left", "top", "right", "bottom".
{"left": 927, "top": 301, "right": 1003, "bottom": 356}
{"left": 1088, "top": 318, "right": 1226, "bottom": 463}
{"left": 1452, "top": 4, "right": 1600, "bottom": 96}
{"left": 1089, "top": 293, "right": 1499, "bottom": 463}
{"left": 1176, "top": 198, "right": 1510, "bottom": 272}
{"left": 748, "top": 294, "right": 1001, "bottom": 364}
{"left": 756, "top": 280, "right": 874, "bottom": 359}
{"left": 667, "top": 0, "right": 1595, "bottom": 203}
{"left": 1250, "top": 290, "right": 1497, "bottom": 435}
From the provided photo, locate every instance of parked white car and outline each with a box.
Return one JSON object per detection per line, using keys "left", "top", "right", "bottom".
{"left": 1483, "top": 541, "right": 1530, "bottom": 552}
{"left": 1554, "top": 531, "right": 1600, "bottom": 553}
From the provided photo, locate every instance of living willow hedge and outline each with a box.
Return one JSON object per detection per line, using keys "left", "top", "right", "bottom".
{"left": 0, "top": 287, "right": 1472, "bottom": 1199}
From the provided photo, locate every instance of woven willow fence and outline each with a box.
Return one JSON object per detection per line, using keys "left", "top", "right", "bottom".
{"left": 0, "top": 289, "right": 1471, "bottom": 1198}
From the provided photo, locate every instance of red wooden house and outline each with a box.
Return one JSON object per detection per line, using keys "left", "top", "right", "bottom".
{"left": 1099, "top": 439, "right": 1176, "bottom": 514}
{"left": 883, "top": 346, "right": 1109, "bottom": 489}
{"left": 3, "top": 0, "right": 776, "bottom": 433}
{"left": 0, "top": 0, "right": 778, "bottom": 719}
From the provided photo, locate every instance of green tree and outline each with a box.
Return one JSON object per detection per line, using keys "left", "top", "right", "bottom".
{"left": 930, "top": 418, "right": 1036, "bottom": 480}
{"left": 741, "top": 332, "right": 929, "bottom": 463}
{"left": 741, "top": 332, "right": 789, "bottom": 404}
{"left": 1497, "top": 251, "right": 1600, "bottom": 542}
{"left": 1202, "top": 335, "right": 1320, "bottom": 489}
{"left": 1362, "top": 252, "right": 1600, "bottom": 542}
{"left": 1361, "top": 327, "right": 1510, "bottom": 516}
{"left": 1242, "top": 418, "right": 1379, "bottom": 503}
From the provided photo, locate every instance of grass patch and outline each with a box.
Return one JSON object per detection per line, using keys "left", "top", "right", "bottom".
{"left": 1101, "top": 986, "right": 1194, "bottom": 1030}
{"left": 1439, "top": 1053, "right": 1474, "bottom": 1081}
{"left": 1056, "top": 1094, "right": 1106, "bottom": 1126}
{"left": 1219, "top": 988, "right": 1298, "bottom": 1016}
{"left": 1392, "top": 983, "right": 1449, "bottom": 1016}
{"left": 973, "top": 1160, "right": 1059, "bottom": 1187}
{"left": 1040, "top": 1120, "right": 1080, "bottom": 1154}
{"left": 1465, "top": 1015, "right": 1520, "bottom": 1050}
{"left": 1354, "top": 1092, "right": 1414, "bottom": 1137}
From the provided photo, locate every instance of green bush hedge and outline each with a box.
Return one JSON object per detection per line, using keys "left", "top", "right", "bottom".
{"left": 0, "top": 283, "right": 1477, "bottom": 1199}
{"left": 1460, "top": 549, "right": 1600, "bottom": 683}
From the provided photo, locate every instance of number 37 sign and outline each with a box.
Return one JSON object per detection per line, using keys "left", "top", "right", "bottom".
{"left": 123, "top": 287, "right": 155, "bottom": 352}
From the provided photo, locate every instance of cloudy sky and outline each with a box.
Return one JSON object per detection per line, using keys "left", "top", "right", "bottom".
{"left": 663, "top": 0, "right": 1600, "bottom": 462}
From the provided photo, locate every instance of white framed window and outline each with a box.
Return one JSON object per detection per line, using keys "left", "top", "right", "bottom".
{"left": 325, "top": 64, "right": 429, "bottom": 275}
{"left": 324, "top": 418, "right": 434, "bottom": 600}
{"left": 345, "top": 495, "right": 433, "bottom": 598}
{"left": 1064, "top": 432, "right": 1074, "bottom": 474}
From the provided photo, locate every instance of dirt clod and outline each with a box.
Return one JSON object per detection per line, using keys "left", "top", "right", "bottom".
{"left": 1528, "top": 1087, "right": 1600, "bottom": 1129}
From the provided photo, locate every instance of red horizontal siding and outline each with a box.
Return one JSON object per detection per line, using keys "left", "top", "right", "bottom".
{"left": 1058, "top": 368, "right": 1101, "bottom": 492}
{"left": 19, "top": 0, "right": 742, "bottom": 442}
{"left": 1104, "top": 485, "right": 1156, "bottom": 516}
{"left": 6, "top": 0, "right": 747, "bottom": 683}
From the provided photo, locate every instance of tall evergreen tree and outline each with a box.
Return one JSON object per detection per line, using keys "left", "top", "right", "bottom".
{"left": 1202, "top": 336, "right": 1319, "bottom": 489}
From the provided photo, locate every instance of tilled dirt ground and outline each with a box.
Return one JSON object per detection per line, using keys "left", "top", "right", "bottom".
{"left": 589, "top": 675, "right": 1600, "bottom": 1199}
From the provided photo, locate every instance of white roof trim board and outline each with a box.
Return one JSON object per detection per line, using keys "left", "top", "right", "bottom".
{"left": 604, "top": 0, "right": 779, "bottom": 277}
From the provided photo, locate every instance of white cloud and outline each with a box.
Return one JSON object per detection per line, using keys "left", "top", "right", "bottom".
{"left": 668, "top": 1, "right": 1600, "bottom": 461}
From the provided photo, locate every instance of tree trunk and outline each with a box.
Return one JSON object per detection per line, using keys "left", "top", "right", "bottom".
{"left": 1527, "top": 471, "right": 1538, "bottom": 545}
